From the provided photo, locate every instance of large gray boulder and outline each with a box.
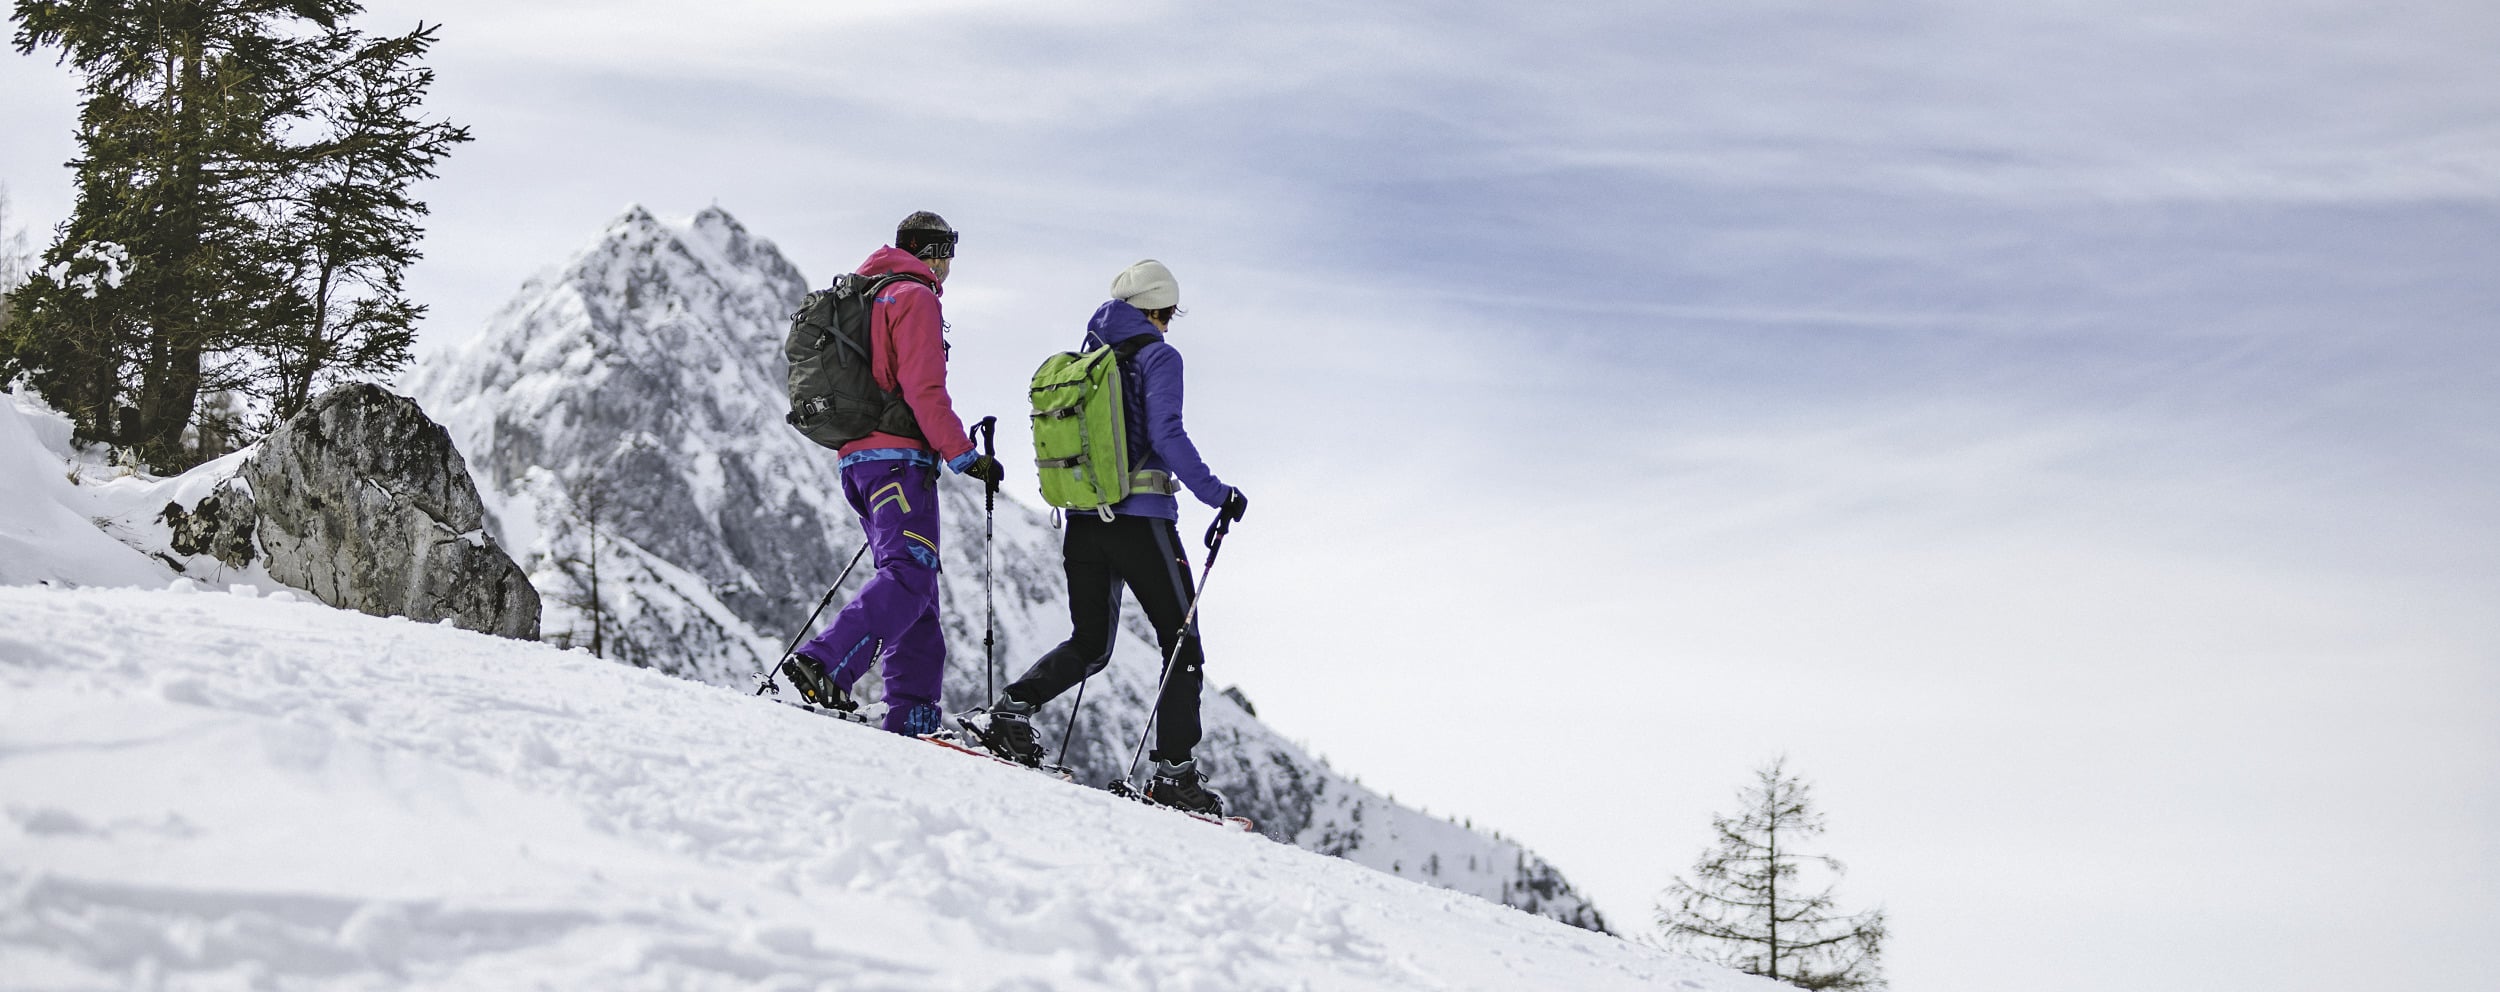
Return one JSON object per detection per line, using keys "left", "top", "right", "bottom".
{"left": 172, "top": 383, "right": 540, "bottom": 639}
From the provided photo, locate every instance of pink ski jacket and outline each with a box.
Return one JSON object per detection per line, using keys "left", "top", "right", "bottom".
{"left": 836, "top": 246, "right": 973, "bottom": 462}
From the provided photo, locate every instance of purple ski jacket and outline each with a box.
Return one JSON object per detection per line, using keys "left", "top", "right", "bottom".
{"left": 1085, "top": 300, "right": 1227, "bottom": 520}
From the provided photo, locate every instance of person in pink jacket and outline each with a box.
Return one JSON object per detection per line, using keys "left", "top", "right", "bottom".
{"left": 781, "top": 211, "right": 1004, "bottom": 735}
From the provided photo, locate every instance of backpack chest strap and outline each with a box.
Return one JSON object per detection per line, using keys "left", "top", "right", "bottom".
{"left": 1028, "top": 457, "right": 1176, "bottom": 496}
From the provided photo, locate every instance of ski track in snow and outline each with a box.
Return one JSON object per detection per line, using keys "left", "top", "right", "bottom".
{"left": 0, "top": 585, "right": 1772, "bottom": 991}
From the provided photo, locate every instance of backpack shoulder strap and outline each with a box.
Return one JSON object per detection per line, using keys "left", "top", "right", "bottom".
{"left": 843, "top": 271, "right": 938, "bottom": 346}
{"left": 850, "top": 271, "right": 934, "bottom": 299}
{"left": 1111, "top": 332, "right": 1163, "bottom": 360}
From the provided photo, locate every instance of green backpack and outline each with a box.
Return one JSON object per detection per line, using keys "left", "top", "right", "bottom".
{"left": 1029, "top": 334, "right": 1177, "bottom": 517}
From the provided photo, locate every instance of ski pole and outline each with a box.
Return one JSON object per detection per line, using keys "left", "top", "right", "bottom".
{"left": 1116, "top": 513, "right": 1236, "bottom": 788}
{"left": 1057, "top": 667, "right": 1093, "bottom": 770}
{"left": 754, "top": 541, "right": 871, "bottom": 696}
{"left": 971, "top": 415, "right": 999, "bottom": 703}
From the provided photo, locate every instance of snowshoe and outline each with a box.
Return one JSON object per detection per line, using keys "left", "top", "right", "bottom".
{"left": 1107, "top": 766, "right": 1255, "bottom": 832}
{"left": 957, "top": 704, "right": 1045, "bottom": 768}
{"left": 777, "top": 656, "right": 855, "bottom": 713}
{"left": 920, "top": 729, "right": 1072, "bottom": 781}
{"left": 1145, "top": 758, "right": 1225, "bottom": 817}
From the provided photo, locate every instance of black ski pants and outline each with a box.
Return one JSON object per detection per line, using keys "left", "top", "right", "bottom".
{"left": 1004, "top": 513, "right": 1205, "bottom": 763}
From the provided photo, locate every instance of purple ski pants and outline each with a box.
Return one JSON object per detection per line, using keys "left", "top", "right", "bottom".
{"left": 796, "top": 457, "right": 945, "bottom": 735}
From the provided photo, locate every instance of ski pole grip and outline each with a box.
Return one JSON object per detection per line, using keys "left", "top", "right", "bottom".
{"left": 972, "top": 415, "right": 997, "bottom": 455}
{"left": 970, "top": 416, "right": 1000, "bottom": 497}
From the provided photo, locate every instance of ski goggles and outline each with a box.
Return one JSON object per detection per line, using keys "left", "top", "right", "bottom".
{"left": 899, "top": 228, "right": 958, "bottom": 261}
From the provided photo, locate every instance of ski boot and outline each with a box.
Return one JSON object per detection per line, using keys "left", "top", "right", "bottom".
{"left": 778, "top": 655, "right": 856, "bottom": 713}
{"left": 958, "top": 698, "right": 1045, "bottom": 767}
{"left": 1144, "top": 757, "right": 1225, "bottom": 817}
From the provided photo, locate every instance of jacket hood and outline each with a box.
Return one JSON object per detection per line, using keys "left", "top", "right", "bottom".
{"left": 855, "top": 246, "right": 943, "bottom": 295}
{"left": 1086, "top": 299, "right": 1160, "bottom": 347}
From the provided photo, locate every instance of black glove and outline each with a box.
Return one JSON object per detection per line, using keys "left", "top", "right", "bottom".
{"left": 953, "top": 453, "right": 1006, "bottom": 489}
{"left": 1218, "top": 487, "right": 1249, "bottom": 524}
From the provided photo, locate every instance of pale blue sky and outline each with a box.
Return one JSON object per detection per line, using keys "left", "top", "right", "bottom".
{"left": 7, "top": 2, "right": 2496, "bottom": 989}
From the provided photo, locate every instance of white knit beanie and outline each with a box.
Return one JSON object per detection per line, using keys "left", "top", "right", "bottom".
{"left": 1109, "top": 259, "right": 1179, "bottom": 310}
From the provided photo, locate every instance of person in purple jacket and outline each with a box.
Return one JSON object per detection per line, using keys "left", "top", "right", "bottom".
{"left": 966, "top": 259, "right": 1248, "bottom": 815}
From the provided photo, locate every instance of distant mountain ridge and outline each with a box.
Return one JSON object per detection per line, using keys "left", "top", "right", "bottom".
{"left": 403, "top": 205, "right": 1606, "bottom": 930}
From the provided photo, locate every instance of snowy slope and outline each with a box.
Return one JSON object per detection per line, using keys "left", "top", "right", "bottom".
{"left": 0, "top": 392, "right": 168, "bottom": 589}
{"left": 1, "top": 389, "right": 294, "bottom": 596}
{"left": 0, "top": 584, "right": 1776, "bottom": 991}
{"left": 400, "top": 206, "right": 1606, "bottom": 928}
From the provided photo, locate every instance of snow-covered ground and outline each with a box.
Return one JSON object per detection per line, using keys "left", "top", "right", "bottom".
{"left": 0, "top": 390, "right": 272, "bottom": 594}
{"left": 0, "top": 583, "right": 1776, "bottom": 991}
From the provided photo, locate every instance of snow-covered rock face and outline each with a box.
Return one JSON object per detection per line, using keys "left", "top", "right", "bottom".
{"left": 408, "top": 206, "right": 817, "bottom": 649}
{"left": 405, "top": 206, "right": 1607, "bottom": 930}
{"left": 238, "top": 384, "right": 539, "bottom": 639}
{"left": 2, "top": 384, "right": 536, "bottom": 639}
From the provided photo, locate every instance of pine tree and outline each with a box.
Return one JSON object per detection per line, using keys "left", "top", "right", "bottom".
{"left": 546, "top": 434, "right": 656, "bottom": 662}
{"left": 551, "top": 467, "right": 621, "bottom": 660}
{"left": 4, "top": 0, "right": 464, "bottom": 469}
{"left": 8, "top": 0, "right": 299, "bottom": 467}
{"left": 254, "top": 20, "right": 466, "bottom": 423}
{"left": 1656, "top": 758, "right": 1888, "bottom": 990}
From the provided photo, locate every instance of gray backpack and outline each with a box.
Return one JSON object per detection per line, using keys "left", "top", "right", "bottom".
{"left": 783, "top": 271, "right": 933, "bottom": 450}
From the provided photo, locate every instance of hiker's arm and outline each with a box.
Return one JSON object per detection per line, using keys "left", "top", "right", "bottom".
{"left": 886, "top": 286, "right": 973, "bottom": 461}
{"left": 1138, "top": 345, "right": 1228, "bottom": 507}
